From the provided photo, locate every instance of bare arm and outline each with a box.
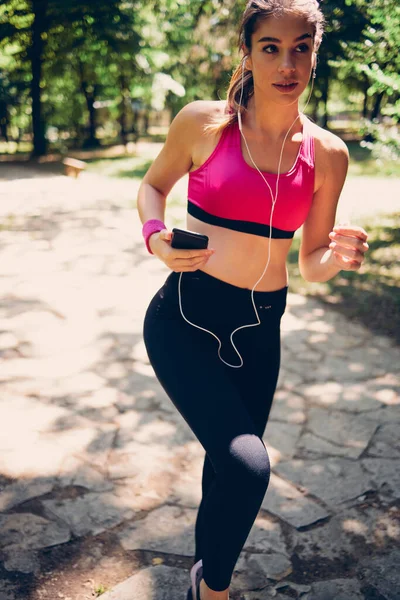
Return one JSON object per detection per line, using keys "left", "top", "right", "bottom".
{"left": 137, "top": 101, "right": 215, "bottom": 267}
{"left": 299, "top": 135, "right": 368, "bottom": 282}
{"left": 137, "top": 103, "right": 196, "bottom": 226}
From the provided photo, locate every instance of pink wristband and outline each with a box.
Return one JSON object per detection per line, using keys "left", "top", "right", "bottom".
{"left": 142, "top": 219, "right": 166, "bottom": 254}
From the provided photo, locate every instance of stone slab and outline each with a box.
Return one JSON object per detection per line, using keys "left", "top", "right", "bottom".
{"left": 291, "top": 504, "right": 399, "bottom": 562}
{"left": 107, "top": 441, "right": 180, "bottom": 503}
{"left": 0, "top": 513, "right": 70, "bottom": 552}
{"left": 298, "top": 380, "right": 394, "bottom": 412}
{"left": 117, "top": 505, "right": 196, "bottom": 556}
{"left": 274, "top": 457, "right": 374, "bottom": 508}
{"left": 297, "top": 432, "right": 356, "bottom": 459}
{"left": 303, "top": 578, "right": 364, "bottom": 599}
{"left": 358, "top": 548, "right": 400, "bottom": 600}
{"left": 42, "top": 491, "right": 134, "bottom": 537}
{"left": 235, "top": 552, "right": 292, "bottom": 588}
{"left": 361, "top": 458, "right": 400, "bottom": 500}
{"left": 268, "top": 390, "right": 306, "bottom": 424}
{"left": 300, "top": 407, "right": 378, "bottom": 459}
{"left": 0, "top": 477, "right": 54, "bottom": 512}
{"left": 367, "top": 422, "right": 400, "bottom": 459}
{"left": 243, "top": 514, "right": 287, "bottom": 555}
{"left": 3, "top": 550, "right": 40, "bottom": 574}
{"left": 97, "top": 564, "right": 190, "bottom": 600}
{"left": 262, "top": 473, "right": 330, "bottom": 529}
{"left": 58, "top": 456, "right": 114, "bottom": 492}
{"left": 264, "top": 422, "right": 302, "bottom": 464}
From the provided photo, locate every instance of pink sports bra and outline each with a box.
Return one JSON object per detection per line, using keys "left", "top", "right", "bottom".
{"left": 187, "top": 116, "right": 315, "bottom": 239}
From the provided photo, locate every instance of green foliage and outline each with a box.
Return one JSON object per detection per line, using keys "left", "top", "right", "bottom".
{"left": 0, "top": 0, "right": 148, "bottom": 150}
{"left": 359, "top": 120, "right": 400, "bottom": 162}
{"left": 0, "top": 0, "right": 399, "bottom": 152}
{"left": 333, "top": 0, "right": 399, "bottom": 114}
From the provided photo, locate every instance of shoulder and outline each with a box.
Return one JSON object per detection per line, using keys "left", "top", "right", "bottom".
{"left": 306, "top": 119, "right": 349, "bottom": 190}
{"left": 176, "top": 100, "right": 228, "bottom": 132}
{"left": 307, "top": 118, "right": 349, "bottom": 163}
{"left": 180, "top": 99, "right": 228, "bottom": 119}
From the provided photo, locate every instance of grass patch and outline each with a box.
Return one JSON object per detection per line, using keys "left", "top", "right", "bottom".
{"left": 346, "top": 141, "right": 400, "bottom": 177}
{"left": 287, "top": 212, "right": 400, "bottom": 345}
{"left": 84, "top": 155, "right": 154, "bottom": 179}
{"left": 94, "top": 583, "right": 109, "bottom": 596}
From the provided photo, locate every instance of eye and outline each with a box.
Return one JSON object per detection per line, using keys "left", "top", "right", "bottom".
{"left": 296, "top": 44, "right": 310, "bottom": 52}
{"left": 262, "top": 44, "right": 278, "bottom": 53}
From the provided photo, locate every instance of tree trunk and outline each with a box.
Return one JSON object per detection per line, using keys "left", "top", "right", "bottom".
{"left": 321, "top": 76, "right": 329, "bottom": 129}
{"left": 78, "top": 61, "right": 99, "bottom": 148}
{"left": 311, "top": 98, "right": 319, "bottom": 124}
{"left": 362, "top": 76, "right": 369, "bottom": 119}
{"left": 370, "top": 91, "right": 385, "bottom": 121}
{"left": 143, "top": 110, "right": 150, "bottom": 135}
{"left": 119, "top": 74, "right": 129, "bottom": 146}
{"left": 87, "top": 93, "right": 98, "bottom": 146}
{"left": 0, "top": 101, "right": 9, "bottom": 142}
{"left": 31, "top": 0, "right": 48, "bottom": 157}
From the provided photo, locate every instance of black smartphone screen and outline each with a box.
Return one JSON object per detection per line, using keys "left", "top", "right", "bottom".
{"left": 171, "top": 228, "right": 209, "bottom": 250}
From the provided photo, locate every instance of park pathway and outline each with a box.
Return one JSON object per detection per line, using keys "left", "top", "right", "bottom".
{"left": 0, "top": 164, "right": 399, "bottom": 600}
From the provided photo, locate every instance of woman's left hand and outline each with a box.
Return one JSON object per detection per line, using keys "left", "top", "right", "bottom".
{"left": 328, "top": 225, "right": 369, "bottom": 271}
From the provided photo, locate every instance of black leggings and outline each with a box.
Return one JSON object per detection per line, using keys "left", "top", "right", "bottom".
{"left": 143, "top": 269, "right": 287, "bottom": 592}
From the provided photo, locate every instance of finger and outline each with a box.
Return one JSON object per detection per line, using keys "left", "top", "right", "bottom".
{"left": 332, "top": 225, "right": 368, "bottom": 241}
{"left": 329, "top": 235, "right": 369, "bottom": 253}
{"left": 173, "top": 249, "right": 213, "bottom": 259}
{"left": 159, "top": 230, "right": 173, "bottom": 241}
{"left": 329, "top": 242, "right": 365, "bottom": 261}
{"left": 333, "top": 251, "right": 362, "bottom": 269}
{"left": 173, "top": 256, "right": 210, "bottom": 268}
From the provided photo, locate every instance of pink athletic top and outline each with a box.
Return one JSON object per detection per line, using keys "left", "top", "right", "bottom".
{"left": 187, "top": 116, "right": 315, "bottom": 239}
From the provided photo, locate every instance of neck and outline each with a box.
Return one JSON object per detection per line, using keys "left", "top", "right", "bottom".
{"left": 246, "top": 94, "right": 303, "bottom": 140}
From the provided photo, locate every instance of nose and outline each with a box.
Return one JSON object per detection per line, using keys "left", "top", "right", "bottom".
{"left": 278, "top": 51, "right": 295, "bottom": 74}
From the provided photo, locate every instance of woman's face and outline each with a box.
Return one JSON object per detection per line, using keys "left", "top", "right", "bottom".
{"left": 246, "top": 13, "right": 316, "bottom": 105}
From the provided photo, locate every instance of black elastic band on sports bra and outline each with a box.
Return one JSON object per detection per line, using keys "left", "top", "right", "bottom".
{"left": 187, "top": 201, "right": 295, "bottom": 239}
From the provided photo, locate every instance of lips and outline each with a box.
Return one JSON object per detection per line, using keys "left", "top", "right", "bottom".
{"left": 273, "top": 81, "right": 298, "bottom": 93}
{"left": 273, "top": 81, "right": 298, "bottom": 87}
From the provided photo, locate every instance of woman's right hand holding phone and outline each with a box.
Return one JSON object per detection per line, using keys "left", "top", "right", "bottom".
{"left": 149, "top": 230, "right": 215, "bottom": 272}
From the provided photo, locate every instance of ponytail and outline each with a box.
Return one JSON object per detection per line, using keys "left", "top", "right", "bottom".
{"left": 204, "top": 59, "right": 254, "bottom": 136}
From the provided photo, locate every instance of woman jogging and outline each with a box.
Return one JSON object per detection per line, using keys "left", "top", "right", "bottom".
{"left": 138, "top": 1, "right": 369, "bottom": 598}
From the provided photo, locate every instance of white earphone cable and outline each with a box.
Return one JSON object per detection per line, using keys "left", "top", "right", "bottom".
{"left": 177, "top": 58, "right": 316, "bottom": 368}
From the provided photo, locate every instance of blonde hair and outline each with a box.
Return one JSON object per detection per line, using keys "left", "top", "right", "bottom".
{"left": 204, "top": 0, "right": 325, "bottom": 135}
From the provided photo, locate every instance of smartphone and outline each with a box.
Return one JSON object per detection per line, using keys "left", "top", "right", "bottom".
{"left": 171, "top": 228, "right": 209, "bottom": 250}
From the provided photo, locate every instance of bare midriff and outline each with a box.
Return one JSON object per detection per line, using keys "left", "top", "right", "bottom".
{"left": 184, "top": 102, "right": 322, "bottom": 292}
{"left": 186, "top": 213, "right": 292, "bottom": 292}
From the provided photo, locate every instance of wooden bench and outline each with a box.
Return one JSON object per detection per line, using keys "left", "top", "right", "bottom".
{"left": 62, "top": 157, "right": 86, "bottom": 178}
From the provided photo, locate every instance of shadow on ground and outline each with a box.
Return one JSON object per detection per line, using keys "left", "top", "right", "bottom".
{"left": 0, "top": 163, "right": 399, "bottom": 600}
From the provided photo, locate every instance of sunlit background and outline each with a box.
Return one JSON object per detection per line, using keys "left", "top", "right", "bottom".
{"left": 0, "top": 2, "right": 399, "bottom": 599}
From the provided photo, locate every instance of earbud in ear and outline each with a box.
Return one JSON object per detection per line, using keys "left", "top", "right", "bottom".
{"left": 311, "top": 53, "right": 317, "bottom": 79}
{"left": 238, "top": 110, "right": 243, "bottom": 132}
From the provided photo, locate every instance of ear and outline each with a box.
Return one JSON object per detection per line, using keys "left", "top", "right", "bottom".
{"left": 312, "top": 52, "right": 317, "bottom": 69}
{"left": 242, "top": 45, "right": 252, "bottom": 71}
{"left": 244, "top": 54, "right": 253, "bottom": 71}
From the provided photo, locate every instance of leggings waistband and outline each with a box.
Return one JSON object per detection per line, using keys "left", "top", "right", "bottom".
{"left": 146, "top": 269, "right": 288, "bottom": 326}
{"left": 167, "top": 269, "right": 288, "bottom": 303}
{"left": 179, "top": 269, "right": 288, "bottom": 299}
{"left": 164, "top": 270, "right": 288, "bottom": 318}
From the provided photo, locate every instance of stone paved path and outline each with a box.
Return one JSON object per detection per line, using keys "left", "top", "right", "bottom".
{"left": 0, "top": 164, "right": 399, "bottom": 600}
